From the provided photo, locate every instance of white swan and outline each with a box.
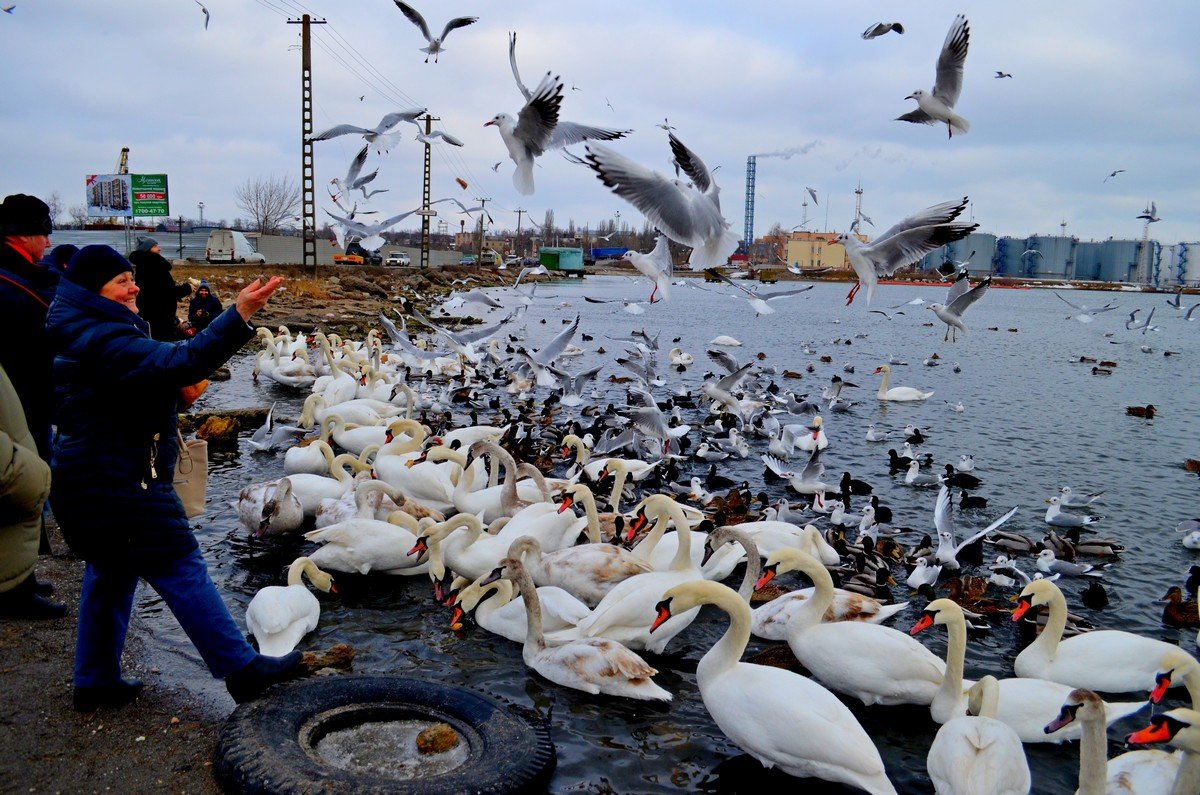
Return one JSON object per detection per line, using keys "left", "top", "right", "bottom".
{"left": 283, "top": 438, "right": 335, "bottom": 476}
{"left": 244, "top": 557, "right": 335, "bottom": 656}
{"left": 760, "top": 547, "right": 945, "bottom": 706}
{"left": 374, "top": 444, "right": 480, "bottom": 515}
{"left": 451, "top": 572, "right": 590, "bottom": 644}
{"left": 913, "top": 598, "right": 1146, "bottom": 743}
{"left": 629, "top": 498, "right": 744, "bottom": 581}
{"left": 305, "top": 510, "right": 431, "bottom": 576}
{"left": 926, "top": 676, "right": 1030, "bottom": 795}
{"left": 491, "top": 556, "right": 672, "bottom": 701}
{"left": 319, "top": 413, "right": 411, "bottom": 457}
{"left": 1124, "top": 708, "right": 1200, "bottom": 794}
{"left": 873, "top": 364, "right": 934, "bottom": 401}
{"left": 414, "top": 513, "right": 525, "bottom": 583}
{"left": 258, "top": 477, "right": 305, "bottom": 536}
{"left": 505, "top": 535, "right": 652, "bottom": 609}
{"left": 1151, "top": 648, "right": 1200, "bottom": 709}
{"left": 1013, "top": 579, "right": 1179, "bottom": 692}
{"left": 451, "top": 449, "right": 555, "bottom": 523}
{"left": 709, "top": 335, "right": 742, "bottom": 347}
{"left": 652, "top": 579, "right": 896, "bottom": 794}
{"left": 574, "top": 495, "right": 706, "bottom": 653}
{"left": 298, "top": 393, "right": 404, "bottom": 430}
{"left": 1045, "top": 688, "right": 1180, "bottom": 794}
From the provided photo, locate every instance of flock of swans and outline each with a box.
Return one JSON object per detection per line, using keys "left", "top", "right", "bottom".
{"left": 215, "top": 301, "right": 1200, "bottom": 794}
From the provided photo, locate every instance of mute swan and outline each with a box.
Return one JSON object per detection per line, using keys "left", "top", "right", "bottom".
{"left": 651, "top": 579, "right": 895, "bottom": 794}
{"left": 1123, "top": 708, "right": 1200, "bottom": 794}
{"left": 240, "top": 461, "right": 361, "bottom": 533}
{"left": 505, "top": 535, "right": 652, "bottom": 608}
{"left": 374, "top": 444, "right": 480, "bottom": 515}
{"left": 1150, "top": 649, "right": 1200, "bottom": 708}
{"left": 451, "top": 572, "right": 590, "bottom": 644}
{"left": 794, "top": 415, "right": 829, "bottom": 452}
{"left": 873, "top": 364, "right": 934, "bottom": 401}
{"left": 912, "top": 599, "right": 1145, "bottom": 742}
{"left": 926, "top": 676, "right": 1030, "bottom": 795}
{"left": 314, "top": 480, "right": 435, "bottom": 529}
{"left": 412, "top": 513, "right": 534, "bottom": 583}
{"left": 1012, "top": 579, "right": 1179, "bottom": 693}
{"left": 452, "top": 449, "right": 556, "bottom": 523}
{"left": 485, "top": 557, "right": 672, "bottom": 701}
{"left": 245, "top": 557, "right": 335, "bottom": 656}
{"left": 574, "top": 495, "right": 706, "bottom": 653}
{"left": 298, "top": 393, "right": 404, "bottom": 430}
{"left": 305, "top": 510, "right": 431, "bottom": 576}
{"left": 258, "top": 477, "right": 305, "bottom": 536}
{"left": 759, "top": 547, "right": 945, "bottom": 706}
{"left": 320, "top": 414, "right": 413, "bottom": 457}
{"left": 1045, "top": 688, "right": 1180, "bottom": 794}
{"left": 629, "top": 497, "right": 744, "bottom": 581}
{"left": 284, "top": 438, "right": 336, "bottom": 476}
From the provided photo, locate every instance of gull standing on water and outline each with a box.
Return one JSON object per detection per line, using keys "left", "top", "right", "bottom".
{"left": 391, "top": 1, "right": 477, "bottom": 63}
{"left": 837, "top": 197, "right": 977, "bottom": 305}
{"left": 927, "top": 271, "right": 991, "bottom": 341}
{"left": 492, "top": 32, "right": 631, "bottom": 196}
{"left": 896, "top": 14, "right": 970, "bottom": 138}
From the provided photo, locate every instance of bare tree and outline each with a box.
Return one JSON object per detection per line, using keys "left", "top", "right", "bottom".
{"left": 541, "top": 209, "right": 556, "bottom": 235}
{"left": 234, "top": 174, "right": 301, "bottom": 234}
{"left": 67, "top": 205, "right": 89, "bottom": 228}
{"left": 44, "top": 191, "right": 65, "bottom": 226}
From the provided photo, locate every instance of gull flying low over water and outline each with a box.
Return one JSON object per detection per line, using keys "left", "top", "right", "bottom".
{"left": 518, "top": 314, "right": 581, "bottom": 386}
{"left": 933, "top": 484, "right": 1018, "bottom": 570}
{"left": 1053, "top": 291, "right": 1118, "bottom": 323}
{"left": 837, "top": 196, "right": 977, "bottom": 305}
{"left": 584, "top": 133, "right": 740, "bottom": 270}
{"left": 391, "top": 1, "right": 477, "bottom": 63}
{"left": 308, "top": 109, "right": 426, "bottom": 154}
{"left": 927, "top": 271, "right": 991, "bottom": 341}
{"left": 703, "top": 268, "right": 813, "bottom": 316}
{"left": 492, "top": 32, "right": 632, "bottom": 196}
{"left": 897, "top": 14, "right": 970, "bottom": 138}
{"left": 1126, "top": 307, "right": 1157, "bottom": 333}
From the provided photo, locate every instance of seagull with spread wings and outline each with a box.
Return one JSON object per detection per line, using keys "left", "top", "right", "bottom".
{"left": 584, "top": 133, "right": 739, "bottom": 270}
{"left": 391, "top": 1, "right": 477, "bottom": 63}
{"left": 309, "top": 109, "right": 426, "bottom": 154}
{"left": 1052, "top": 291, "right": 1118, "bottom": 323}
{"left": 897, "top": 14, "right": 970, "bottom": 138}
{"left": 836, "top": 196, "right": 978, "bottom": 305}
{"left": 517, "top": 314, "right": 582, "bottom": 386}
{"left": 329, "top": 145, "right": 386, "bottom": 204}
{"left": 927, "top": 271, "right": 991, "bottom": 341}
{"left": 622, "top": 234, "right": 673, "bottom": 302}
{"left": 490, "top": 33, "right": 631, "bottom": 196}
{"left": 703, "top": 268, "right": 814, "bottom": 317}
{"left": 193, "top": 0, "right": 209, "bottom": 29}
{"left": 862, "top": 21, "right": 904, "bottom": 39}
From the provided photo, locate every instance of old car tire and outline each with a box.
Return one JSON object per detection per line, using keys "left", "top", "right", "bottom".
{"left": 214, "top": 675, "right": 555, "bottom": 794}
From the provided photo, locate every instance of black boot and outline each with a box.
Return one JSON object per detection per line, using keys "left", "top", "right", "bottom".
{"left": 31, "top": 573, "right": 54, "bottom": 597}
{"left": 0, "top": 574, "right": 66, "bottom": 620}
{"left": 73, "top": 679, "right": 144, "bottom": 712}
{"left": 225, "top": 651, "right": 304, "bottom": 704}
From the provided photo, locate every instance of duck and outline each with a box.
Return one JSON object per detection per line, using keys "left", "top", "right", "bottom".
{"left": 1126, "top": 404, "right": 1157, "bottom": 418}
{"left": 757, "top": 547, "right": 945, "bottom": 706}
{"left": 244, "top": 557, "right": 336, "bottom": 656}
{"left": 573, "top": 495, "right": 707, "bottom": 653}
{"left": 873, "top": 364, "right": 934, "bottom": 401}
{"left": 1080, "top": 580, "right": 1109, "bottom": 610}
{"left": 943, "top": 465, "right": 982, "bottom": 490}
{"left": 486, "top": 557, "right": 672, "bottom": 701}
{"left": 912, "top": 598, "right": 1146, "bottom": 742}
{"left": 1012, "top": 578, "right": 1180, "bottom": 692}
{"left": 450, "top": 570, "right": 590, "bottom": 644}
{"left": 925, "top": 676, "right": 1030, "bottom": 795}
{"left": 1063, "top": 527, "right": 1124, "bottom": 557}
{"left": 650, "top": 580, "right": 896, "bottom": 794}
{"left": 1162, "top": 586, "right": 1200, "bottom": 628}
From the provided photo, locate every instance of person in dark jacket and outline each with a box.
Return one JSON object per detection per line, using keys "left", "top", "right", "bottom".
{"left": 187, "top": 280, "right": 223, "bottom": 332}
{"left": 39, "top": 243, "right": 78, "bottom": 276}
{"left": 129, "top": 236, "right": 191, "bottom": 341}
{"left": 46, "top": 245, "right": 298, "bottom": 710}
{"left": 0, "top": 193, "right": 59, "bottom": 462}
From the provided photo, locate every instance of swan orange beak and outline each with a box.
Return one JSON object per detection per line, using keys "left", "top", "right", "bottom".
{"left": 755, "top": 564, "right": 778, "bottom": 592}
{"left": 560, "top": 445, "right": 571, "bottom": 460}
{"left": 649, "top": 598, "right": 672, "bottom": 632}
{"left": 626, "top": 509, "right": 647, "bottom": 542}
{"left": 407, "top": 537, "right": 428, "bottom": 557}
{"left": 557, "top": 495, "right": 575, "bottom": 514}
{"left": 1011, "top": 594, "right": 1033, "bottom": 621}
{"left": 1126, "top": 718, "right": 1174, "bottom": 746}
{"left": 449, "top": 606, "right": 465, "bottom": 631}
{"left": 872, "top": 366, "right": 883, "bottom": 374}
{"left": 1150, "top": 671, "right": 1174, "bottom": 704}
{"left": 909, "top": 613, "right": 934, "bottom": 636}
{"left": 385, "top": 431, "right": 394, "bottom": 444}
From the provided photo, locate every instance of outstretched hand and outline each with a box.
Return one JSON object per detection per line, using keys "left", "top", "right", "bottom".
{"left": 235, "top": 276, "right": 285, "bottom": 321}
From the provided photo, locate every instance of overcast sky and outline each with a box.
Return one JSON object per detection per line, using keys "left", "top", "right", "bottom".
{"left": 2, "top": 1, "right": 1197, "bottom": 245}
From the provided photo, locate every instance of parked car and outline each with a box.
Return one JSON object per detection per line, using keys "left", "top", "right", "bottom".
{"left": 504, "top": 254, "right": 520, "bottom": 267}
{"left": 334, "top": 241, "right": 382, "bottom": 266}
{"left": 458, "top": 254, "right": 477, "bottom": 265}
{"left": 385, "top": 250, "right": 412, "bottom": 266}
{"left": 205, "top": 229, "right": 265, "bottom": 264}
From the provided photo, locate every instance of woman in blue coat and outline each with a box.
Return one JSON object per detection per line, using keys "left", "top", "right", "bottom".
{"left": 46, "top": 245, "right": 298, "bottom": 711}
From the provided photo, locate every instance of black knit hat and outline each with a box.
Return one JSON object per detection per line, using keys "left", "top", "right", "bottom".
{"left": 47, "top": 244, "right": 79, "bottom": 270}
{"left": 0, "top": 193, "right": 53, "bottom": 236}
{"left": 66, "top": 245, "right": 134, "bottom": 293}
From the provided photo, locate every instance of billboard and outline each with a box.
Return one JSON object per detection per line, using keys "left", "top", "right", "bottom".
{"left": 86, "top": 173, "right": 169, "bottom": 217}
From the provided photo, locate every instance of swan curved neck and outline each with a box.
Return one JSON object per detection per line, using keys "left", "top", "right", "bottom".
{"left": 932, "top": 613, "right": 967, "bottom": 723}
{"left": 1027, "top": 588, "right": 1067, "bottom": 662}
{"left": 577, "top": 488, "right": 603, "bottom": 543}
{"left": 733, "top": 535, "right": 761, "bottom": 602}
{"left": 510, "top": 566, "right": 546, "bottom": 652}
{"left": 1172, "top": 752, "right": 1200, "bottom": 795}
{"left": 287, "top": 557, "right": 313, "bottom": 586}
{"left": 698, "top": 588, "right": 752, "bottom": 684}
{"left": 607, "top": 463, "right": 630, "bottom": 511}
{"left": 793, "top": 557, "right": 834, "bottom": 628}
{"left": 1076, "top": 708, "right": 1108, "bottom": 795}
{"left": 876, "top": 368, "right": 890, "bottom": 399}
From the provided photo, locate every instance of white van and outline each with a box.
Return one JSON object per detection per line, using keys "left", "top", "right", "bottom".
{"left": 206, "top": 229, "right": 265, "bottom": 264}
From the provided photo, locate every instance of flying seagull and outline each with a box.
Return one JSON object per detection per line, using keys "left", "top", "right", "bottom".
{"left": 1103, "top": 169, "right": 1125, "bottom": 182}
{"left": 927, "top": 271, "right": 991, "bottom": 341}
{"left": 415, "top": 129, "right": 465, "bottom": 147}
{"left": 805, "top": 186, "right": 819, "bottom": 206}
{"left": 584, "top": 133, "right": 739, "bottom": 271}
{"left": 994, "top": 71, "right": 1012, "bottom": 79}
{"left": 704, "top": 268, "right": 814, "bottom": 317}
{"left": 1137, "top": 202, "right": 1161, "bottom": 222}
{"left": 491, "top": 32, "right": 631, "bottom": 196}
{"left": 862, "top": 22, "right": 904, "bottom": 39}
{"left": 897, "top": 14, "right": 970, "bottom": 138}
{"left": 836, "top": 196, "right": 978, "bottom": 305}
{"left": 309, "top": 109, "right": 426, "bottom": 154}
{"left": 391, "top": 1, "right": 477, "bottom": 63}
{"left": 193, "top": 0, "right": 209, "bottom": 29}
{"left": 1052, "top": 291, "right": 1118, "bottom": 323}
{"left": 330, "top": 145, "right": 382, "bottom": 203}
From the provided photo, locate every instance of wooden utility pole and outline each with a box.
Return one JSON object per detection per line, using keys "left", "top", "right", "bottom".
{"left": 514, "top": 207, "right": 527, "bottom": 257}
{"left": 288, "top": 13, "right": 325, "bottom": 272}
{"left": 474, "top": 197, "right": 490, "bottom": 263}
{"left": 417, "top": 114, "right": 441, "bottom": 269}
